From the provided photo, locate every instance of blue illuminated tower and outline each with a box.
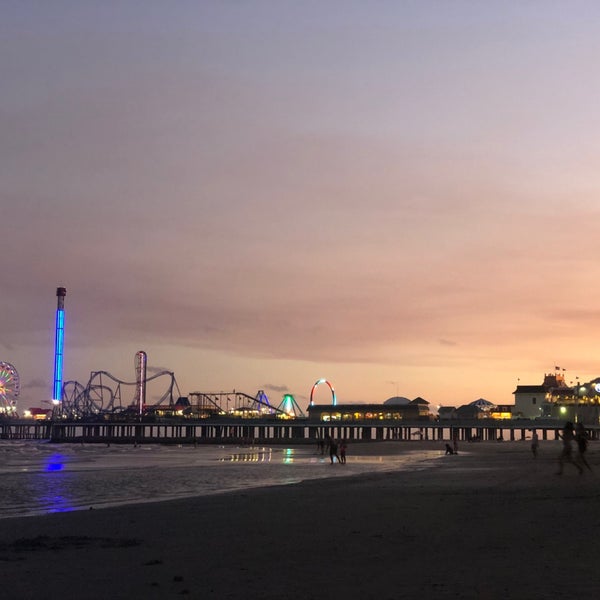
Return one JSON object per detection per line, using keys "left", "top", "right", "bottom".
{"left": 52, "top": 287, "right": 66, "bottom": 404}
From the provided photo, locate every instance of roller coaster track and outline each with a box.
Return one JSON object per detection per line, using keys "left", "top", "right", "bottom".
{"left": 188, "top": 390, "right": 291, "bottom": 417}
{"left": 59, "top": 370, "right": 181, "bottom": 419}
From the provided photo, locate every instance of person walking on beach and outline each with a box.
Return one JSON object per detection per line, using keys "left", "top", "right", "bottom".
{"left": 575, "top": 422, "right": 592, "bottom": 472}
{"left": 531, "top": 431, "right": 539, "bottom": 458}
{"left": 557, "top": 422, "right": 583, "bottom": 475}
{"left": 329, "top": 438, "right": 340, "bottom": 464}
{"left": 339, "top": 439, "right": 347, "bottom": 464}
{"left": 452, "top": 430, "right": 459, "bottom": 455}
{"left": 317, "top": 437, "right": 325, "bottom": 455}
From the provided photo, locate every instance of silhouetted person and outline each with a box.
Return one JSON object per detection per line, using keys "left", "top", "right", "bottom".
{"left": 557, "top": 422, "right": 583, "bottom": 475}
{"left": 452, "top": 432, "right": 459, "bottom": 455}
{"left": 339, "top": 439, "right": 347, "bottom": 464}
{"left": 575, "top": 422, "right": 592, "bottom": 472}
{"left": 324, "top": 434, "right": 331, "bottom": 456}
{"left": 531, "top": 431, "right": 539, "bottom": 458}
{"left": 445, "top": 443, "right": 454, "bottom": 455}
{"left": 329, "top": 438, "right": 340, "bottom": 464}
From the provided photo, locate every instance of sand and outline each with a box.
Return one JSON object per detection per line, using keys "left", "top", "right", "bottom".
{"left": 1, "top": 440, "right": 599, "bottom": 599}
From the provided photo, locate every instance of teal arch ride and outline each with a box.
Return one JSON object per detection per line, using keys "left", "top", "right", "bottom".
{"left": 309, "top": 378, "right": 337, "bottom": 406}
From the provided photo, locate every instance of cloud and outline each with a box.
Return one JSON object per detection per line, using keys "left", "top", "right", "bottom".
{"left": 0, "top": 339, "right": 16, "bottom": 352}
{"left": 262, "top": 383, "right": 289, "bottom": 393}
{"left": 147, "top": 365, "right": 173, "bottom": 375}
{"left": 23, "top": 377, "right": 48, "bottom": 390}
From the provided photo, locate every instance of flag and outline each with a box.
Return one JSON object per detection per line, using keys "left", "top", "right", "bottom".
{"left": 555, "top": 366, "right": 560, "bottom": 370}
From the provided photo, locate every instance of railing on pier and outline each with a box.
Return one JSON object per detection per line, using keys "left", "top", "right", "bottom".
{"left": 0, "top": 420, "right": 53, "bottom": 440}
{"left": 2, "top": 418, "right": 599, "bottom": 444}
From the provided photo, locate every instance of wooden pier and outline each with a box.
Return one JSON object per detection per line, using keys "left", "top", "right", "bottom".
{"left": 2, "top": 417, "right": 597, "bottom": 444}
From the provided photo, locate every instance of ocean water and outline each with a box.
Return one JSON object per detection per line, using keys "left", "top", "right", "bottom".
{"left": 0, "top": 440, "right": 441, "bottom": 519}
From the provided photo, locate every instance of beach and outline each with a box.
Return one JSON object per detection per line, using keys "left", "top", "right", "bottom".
{"left": 1, "top": 440, "right": 599, "bottom": 599}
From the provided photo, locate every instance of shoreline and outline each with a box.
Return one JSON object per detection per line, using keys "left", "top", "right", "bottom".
{"left": 0, "top": 440, "right": 446, "bottom": 520}
{"left": 2, "top": 441, "right": 599, "bottom": 599}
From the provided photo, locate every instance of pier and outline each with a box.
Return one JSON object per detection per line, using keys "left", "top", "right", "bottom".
{"left": 2, "top": 418, "right": 598, "bottom": 444}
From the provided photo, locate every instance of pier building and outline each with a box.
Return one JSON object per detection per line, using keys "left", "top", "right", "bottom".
{"left": 514, "top": 371, "right": 600, "bottom": 424}
{"left": 306, "top": 397, "right": 432, "bottom": 422}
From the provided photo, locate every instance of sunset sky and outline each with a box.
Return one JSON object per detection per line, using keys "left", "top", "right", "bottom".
{"left": 4, "top": 2, "right": 600, "bottom": 412}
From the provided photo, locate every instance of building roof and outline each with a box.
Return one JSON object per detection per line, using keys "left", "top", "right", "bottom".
{"left": 514, "top": 385, "right": 546, "bottom": 394}
{"left": 469, "top": 398, "right": 495, "bottom": 409}
{"left": 411, "top": 397, "right": 430, "bottom": 405}
{"left": 308, "top": 403, "right": 421, "bottom": 411}
{"left": 383, "top": 396, "right": 411, "bottom": 405}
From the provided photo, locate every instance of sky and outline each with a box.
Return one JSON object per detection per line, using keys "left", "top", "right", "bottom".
{"left": 3, "top": 1, "right": 600, "bottom": 412}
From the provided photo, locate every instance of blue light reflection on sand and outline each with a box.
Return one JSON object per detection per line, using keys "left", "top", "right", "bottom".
{"left": 45, "top": 454, "right": 64, "bottom": 471}
{"left": 41, "top": 453, "right": 74, "bottom": 513}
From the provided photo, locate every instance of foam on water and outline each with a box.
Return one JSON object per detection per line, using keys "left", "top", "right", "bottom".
{"left": 0, "top": 440, "right": 441, "bottom": 519}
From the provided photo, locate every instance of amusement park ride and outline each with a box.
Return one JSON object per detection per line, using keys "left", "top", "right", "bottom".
{"left": 2, "top": 287, "right": 329, "bottom": 421}
{"left": 54, "top": 349, "right": 307, "bottom": 420}
{"left": 49, "top": 287, "right": 310, "bottom": 420}
{"left": 56, "top": 372, "right": 306, "bottom": 421}
{"left": 0, "top": 361, "right": 20, "bottom": 417}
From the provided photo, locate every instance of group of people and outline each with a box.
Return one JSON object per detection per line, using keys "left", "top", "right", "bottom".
{"left": 531, "top": 422, "right": 592, "bottom": 474}
{"left": 317, "top": 435, "right": 347, "bottom": 464}
{"left": 556, "top": 421, "right": 592, "bottom": 475}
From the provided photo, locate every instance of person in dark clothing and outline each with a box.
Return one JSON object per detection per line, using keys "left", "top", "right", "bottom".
{"left": 557, "top": 422, "right": 583, "bottom": 475}
{"left": 329, "top": 438, "right": 340, "bottom": 464}
{"left": 575, "top": 422, "right": 592, "bottom": 472}
{"left": 339, "top": 440, "right": 347, "bottom": 464}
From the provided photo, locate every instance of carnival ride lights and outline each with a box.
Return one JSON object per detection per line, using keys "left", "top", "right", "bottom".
{"left": 255, "top": 390, "right": 272, "bottom": 413}
{"left": 276, "top": 394, "right": 305, "bottom": 418}
{"left": 53, "top": 287, "right": 67, "bottom": 405}
{"left": 0, "top": 361, "right": 20, "bottom": 415}
{"left": 309, "top": 378, "right": 337, "bottom": 407}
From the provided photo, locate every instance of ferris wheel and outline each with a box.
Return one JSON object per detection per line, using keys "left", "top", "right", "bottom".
{"left": 0, "top": 361, "right": 20, "bottom": 416}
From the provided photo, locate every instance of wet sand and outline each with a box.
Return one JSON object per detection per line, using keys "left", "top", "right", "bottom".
{"left": 1, "top": 440, "right": 599, "bottom": 599}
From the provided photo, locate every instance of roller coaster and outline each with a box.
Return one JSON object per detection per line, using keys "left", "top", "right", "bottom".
{"left": 188, "top": 390, "right": 305, "bottom": 419}
{"left": 56, "top": 373, "right": 305, "bottom": 420}
{"left": 58, "top": 369, "right": 181, "bottom": 419}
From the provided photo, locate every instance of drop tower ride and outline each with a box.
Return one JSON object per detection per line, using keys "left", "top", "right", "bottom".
{"left": 52, "top": 287, "right": 66, "bottom": 405}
